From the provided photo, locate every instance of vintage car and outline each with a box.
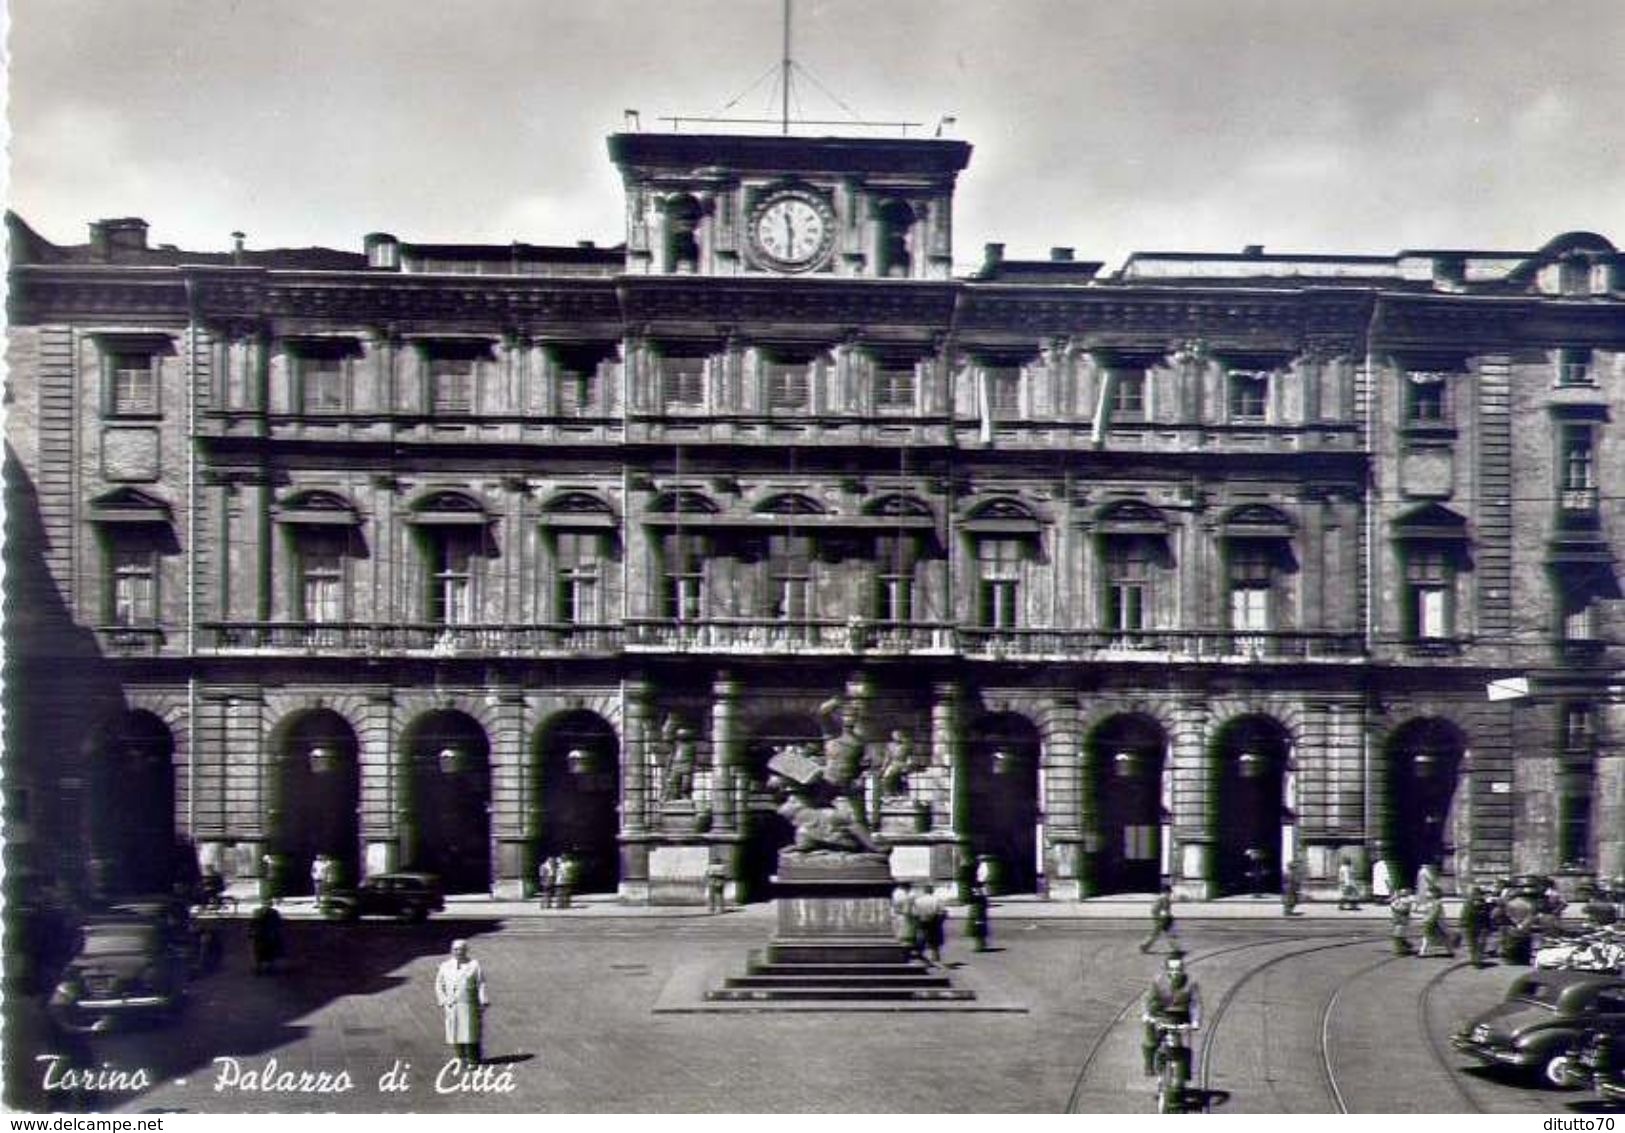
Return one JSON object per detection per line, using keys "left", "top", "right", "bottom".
{"left": 319, "top": 872, "right": 444, "bottom": 923}
{"left": 1563, "top": 1026, "right": 1624, "bottom": 1103}
{"left": 1454, "top": 970, "right": 1625, "bottom": 1087}
{"left": 47, "top": 915, "right": 189, "bottom": 1033}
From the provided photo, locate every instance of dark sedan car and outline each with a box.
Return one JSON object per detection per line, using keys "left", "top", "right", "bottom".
{"left": 319, "top": 872, "right": 444, "bottom": 923}
{"left": 1563, "top": 1027, "right": 1624, "bottom": 1103}
{"left": 47, "top": 917, "right": 188, "bottom": 1034}
{"left": 1454, "top": 971, "right": 1625, "bottom": 1088}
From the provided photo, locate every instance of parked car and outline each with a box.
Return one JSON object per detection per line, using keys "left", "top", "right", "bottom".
{"left": 108, "top": 898, "right": 223, "bottom": 976}
{"left": 1453, "top": 970, "right": 1625, "bottom": 1087}
{"left": 1562, "top": 1026, "right": 1624, "bottom": 1103}
{"left": 319, "top": 872, "right": 444, "bottom": 923}
{"left": 47, "top": 916, "right": 189, "bottom": 1034}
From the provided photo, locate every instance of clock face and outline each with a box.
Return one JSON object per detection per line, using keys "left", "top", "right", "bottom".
{"left": 751, "top": 192, "right": 834, "bottom": 270}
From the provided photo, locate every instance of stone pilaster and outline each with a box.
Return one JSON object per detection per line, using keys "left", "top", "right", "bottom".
{"left": 711, "top": 672, "right": 742, "bottom": 833}
{"left": 1170, "top": 697, "right": 1214, "bottom": 898}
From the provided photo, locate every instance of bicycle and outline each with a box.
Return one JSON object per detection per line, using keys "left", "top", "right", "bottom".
{"left": 1146, "top": 1017, "right": 1197, "bottom": 1114}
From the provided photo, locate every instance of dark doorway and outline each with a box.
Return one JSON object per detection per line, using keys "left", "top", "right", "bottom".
{"left": 402, "top": 710, "right": 492, "bottom": 893}
{"left": 270, "top": 709, "right": 361, "bottom": 895}
{"left": 89, "top": 711, "right": 176, "bottom": 898}
{"left": 966, "top": 712, "right": 1042, "bottom": 894}
{"left": 535, "top": 711, "right": 620, "bottom": 895}
{"left": 740, "top": 713, "right": 823, "bottom": 902}
{"left": 1212, "top": 715, "right": 1290, "bottom": 896}
{"left": 1384, "top": 718, "right": 1465, "bottom": 887}
{"left": 1089, "top": 714, "right": 1167, "bottom": 893}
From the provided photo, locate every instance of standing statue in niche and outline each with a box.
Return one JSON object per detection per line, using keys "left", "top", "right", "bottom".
{"left": 879, "top": 729, "right": 919, "bottom": 797}
{"left": 655, "top": 714, "right": 698, "bottom": 803}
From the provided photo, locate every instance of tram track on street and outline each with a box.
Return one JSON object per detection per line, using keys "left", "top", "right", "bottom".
{"left": 1416, "top": 960, "right": 1483, "bottom": 1113}
{"left": 1196, "top": 935, "right": 1376, "bottom": 1111}
{"left": 1064, "top": 931, "right": 1373, "bottom": 1113}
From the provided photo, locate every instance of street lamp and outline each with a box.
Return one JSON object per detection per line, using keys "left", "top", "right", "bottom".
{"left": 437, "top": 745, "right": 467, "bottom": 774}
{"left": 308, "top": 745, "right": 340, "bottom": 774}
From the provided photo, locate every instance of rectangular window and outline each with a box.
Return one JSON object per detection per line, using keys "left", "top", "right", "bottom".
{"left": 1563, "top": 703, "right": 1596, "bottom": 752}
{"left": 299, "top": 354, "right": 347, "bottom": 415}
{"left": 986, "top": 367, "right": 1021, "bottom": 417}
{"left": 1560, "top": 425, "right": 1596, "bottom": 491}
{"left": 1562, "top": 594, "right": 1598, "bottom": 642}
{"left": 429, "top": 356, "right": 475, "bottom": 416}
{"left": 661, "top": 533, "right": 706, "bottom": 621}
{"left": 557, "top": 364, "right": 596, "bottom": 416}
{"left": 661, "top": 355, "right": 706, "bottom": 409}
{"left": 297, "top": 532, "right": 347, "bottom": 623}
{"left": 425, "top": 532, "right": 476, "bottom": 625}
{"left": 976, "top": 537, "right": 1023, "bottom": 629}
{"left": 765, "top": 360, "right": 810, "bottom": 411}
{"left": 875, "top": 365, "right": 917, "bottom": 412}
{"left": 1111, "top": 369, "right": 1146, "bottom": 420}
{"left": 1558, "top": 347, "right": 1594, "bottom": 386}
{"left": 554, "top": 530, "right": 602, "bottom": 624}
{"left": 1403, "top": 547, "right": 1453, "bottom": 640}
{"left": 109, "top": 351, "right": 158, "bottom": 415}
{"left": 1227, "top": 543, "right": 1273, "bottom": 632}
{"left": 768, "top": 534, "right": 814, "bottom": 621}
{"left": 1228, "top": 370, "right": 1269, "bottom": 421}
{"left": 1104, "top": 537, "right": 1155, "bottom": 632}
{"left": 874, "top": 534, "right": 917, "bottom": 623}
{"left": 1404, "top": 372, "right": 1449, "bottom": 424}
{"left": 109, "top": 544, "right": 156, "bottom": 626}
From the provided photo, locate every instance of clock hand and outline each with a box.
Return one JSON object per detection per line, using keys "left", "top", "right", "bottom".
{"left": 783, "top": 211, "right": 795, "bottom": 251}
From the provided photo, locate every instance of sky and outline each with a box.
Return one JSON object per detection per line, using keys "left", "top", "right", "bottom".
{"left": 7, "top": 0, "right": 1625, "bottom": 272}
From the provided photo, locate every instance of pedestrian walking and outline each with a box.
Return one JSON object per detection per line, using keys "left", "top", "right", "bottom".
{"left": 1416, "top": 862, "right": 1443, "bottom": 901}
{"left": 1281, "top": 857, "right": 1305, "bottom": 916}
{"left": 1337, "top": 858, "right": 1361, "bottom": 911}
{"left": 537, "top": 855, "right": 556, "bottom": 909}
{"left": 1416, "top": 894, "right": 1456, "bottom": 957}
{"left": 911, "top": 884, "right": 947, "bottom": 964}
{"left": 435, "top": 939, "right": 490, "bottom": 1067}
{"left": 1140, "top": 883, "right": 1176, "bottom": 953}
{"left": 705, "top": 862, "right": 727, "bottom": 914}
{"left": 975, "top": 854, "right": 999, "bottom": 896}
{"left": 1389, "top": 888, "right": 1416, "bottom": 955}
{"left": 891, "top": 881, "right": 917, "bottom": 953}
{"left": 1460, "top": 886, "right": 1490, "bottom": 966}
{"left": 966, "top": 881, "right": 991, "bottom": 951}
{"left": 556, "top": 853, "right": 579, "bottom": 908}
{"left": 248, "top": 902, "right": 283, "bottom": 975}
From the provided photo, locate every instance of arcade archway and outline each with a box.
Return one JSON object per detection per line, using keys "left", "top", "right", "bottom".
{"left": 402, "top": 710, "right": 492, "bottom": 893}
{"left": 1384, "top": 718, "right": 1466, "bottom": 888}
{"left": 269, "top": 709, "right": 360, "bottom": 895}
{"left": 966, "top": 712, "right": 1042, "bottom": 894}
{"left": 534, "top": 711, "right": 620, "bottom": 895}
{"left": 1089, "top": 714, "right": 1167, "bottom": 894}
{"left": 1212, "top": 715, "right": 1291, "bottom": 896}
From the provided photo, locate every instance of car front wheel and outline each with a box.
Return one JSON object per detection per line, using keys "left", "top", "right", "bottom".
{"left": 1542, "top": 1048, "right": 1577, "bottom": 1089}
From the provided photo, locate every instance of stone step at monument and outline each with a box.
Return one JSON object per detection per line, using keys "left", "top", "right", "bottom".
{"left": 723, "top": 972, "right": 956, "bottom": 990}
{"left": 764, "top": 939, "right": 916, "bottom": 965}
{"left": 705, "top": 986, "right": 978, "bottom": 1003}
{"left": 747, "top": 961, "right": 934, "bottom": 978}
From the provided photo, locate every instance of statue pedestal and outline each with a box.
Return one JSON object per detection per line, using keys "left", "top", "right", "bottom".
{"left": 706, "top": 851, "right": 975, "bottom": 1003}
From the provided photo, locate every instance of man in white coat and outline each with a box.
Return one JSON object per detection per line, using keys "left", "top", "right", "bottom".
{"left": 435, "top": 939, "right": 490, "bottom": 1066}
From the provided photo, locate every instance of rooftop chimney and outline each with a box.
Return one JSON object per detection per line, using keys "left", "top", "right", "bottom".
{"left": 1050, "top": 247, "right": 1075, "bottom": 262}
{"left": 231, "top": 231, "right": 246, "bottom": 265}
{"left": 1243, "top": 244, "right": 1265, "bottom": 257}
{"left": 89, "top": 217, "right": 150, "bottom": 260}
{"left": 982, "top": 242, "right": 1005, "bottom": 275}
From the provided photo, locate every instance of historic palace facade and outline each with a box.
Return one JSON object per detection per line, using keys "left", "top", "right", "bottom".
{"left": 5, "top": 130, "right": 1623, "bottom": 904}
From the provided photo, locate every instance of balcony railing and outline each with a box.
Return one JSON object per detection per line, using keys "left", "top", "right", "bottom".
{"left": 195, "top": 620, "right": 1373, "bottom": 663}
{"left": 624, "top": 618, "right": 956, "bottom": 656}
{"left": 198, "top": 622, "right": 622, "bottom": 656}
{"left": 95, "top": 625, "right": 167, "bottom": 657}
{"left": 957, "top": 627, "right": 1367, "bottom": 662}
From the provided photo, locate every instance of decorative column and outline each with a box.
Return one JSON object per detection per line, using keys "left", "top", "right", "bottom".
{"left": 934, "top": 680, "right": 966, "bottom": 886}
{"left": 710, "top": 671, "right": 742, "bottom": 834}
{"left": 1170, "top": 697, "right": 1214, "bottom": 899}
{"left": 489, "top": 687, "right": 528, "bottom": 898}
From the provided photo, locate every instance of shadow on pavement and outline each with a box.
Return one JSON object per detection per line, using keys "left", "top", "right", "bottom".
{"left": 6, "top": 916, "right": 503, "bottom": 1113}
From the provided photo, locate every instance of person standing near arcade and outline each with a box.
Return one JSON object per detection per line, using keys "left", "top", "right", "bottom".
{"left": 435, "top": 939, "right": 490, "bottom": 1067}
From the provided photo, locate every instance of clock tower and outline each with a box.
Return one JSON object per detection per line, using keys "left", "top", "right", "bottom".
{"left": 607, "top": 132, "right": 972, "bottom": 279}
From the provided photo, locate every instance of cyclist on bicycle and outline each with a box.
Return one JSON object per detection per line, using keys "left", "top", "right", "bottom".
{"left": 1141, "top": 949, "right": 1202, "bottom": 1079}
